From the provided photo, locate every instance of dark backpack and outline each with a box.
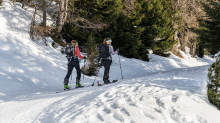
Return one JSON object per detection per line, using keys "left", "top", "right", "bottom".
{"left": 64, "top": 46, "right": 75, "bottom": 58}
{"left": 96, "top": 44, "right": 110, "bottom": 59}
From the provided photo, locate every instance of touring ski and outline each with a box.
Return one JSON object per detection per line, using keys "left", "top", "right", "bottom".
{"left": 56, "top": 80, "right": 118, "bottom": 93}
{"left": 56, "top": 85, "right": 92, "bottom": 93}
{"left": 97, "top": 80, "right": 118, "bottom": 86}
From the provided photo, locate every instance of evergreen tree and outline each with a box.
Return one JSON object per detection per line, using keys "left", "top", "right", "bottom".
{"left": 191, "top": 0, "right": 220, "bottom": 55}
{"left": 61, "top": 23, "right": 91, "bottom": 45}
{"left": 81, "top": 33, "right": 99, "bottom": 76}
{"left": 140, "top": 0, "right": 181, "bottom": 57}
{"left": 207, "top": 57, "right": 220, "bottom": 110}
{"left": 74, "top": 0, "right": 123, "bottom": 24}
{"left": 198, "top": 43, "right": 205, "bottom": 58}
{"left": 101, "top": 0, "right": 149, "bottom": 61}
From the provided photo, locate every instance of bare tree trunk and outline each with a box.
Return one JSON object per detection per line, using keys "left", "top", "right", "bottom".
{"left": 64, "top": 0, "right": 68, "bottom": 23}
{"left": 22, "top": 0, "right": 26, "bottom": 9}
{"left": 30, "top": 4, "right": 37, "bottom": 41}
{"left": 13, "top": 0, "right": 16, "bottom": 6}
{"left": 43, "top": 0, "right": 47, "bottom": 27}
{"left": 56, "top": 12, "right": 60, "bottom": 28}
{"left": 28, "top": 0, "right": 32, "bottom": 5}
{"left": 57, "top": 0, "right": 65, "bottom": 32}
{"left": 57, "top": 0, "right": 65, "bottom": 33}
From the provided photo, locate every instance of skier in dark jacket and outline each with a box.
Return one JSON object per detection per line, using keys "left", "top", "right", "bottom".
{"left": 101, "top": 38, "right": 119, "bottom": 84}
{"left": 64, "top": 40, "right": 86, "bottom": 89}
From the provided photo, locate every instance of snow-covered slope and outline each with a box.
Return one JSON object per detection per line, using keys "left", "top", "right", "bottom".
{"left": 0, "top": 0, "right": 68, "bottom": 100}
{"left": 0, "top": 0, "right": 219, "bottom": 123}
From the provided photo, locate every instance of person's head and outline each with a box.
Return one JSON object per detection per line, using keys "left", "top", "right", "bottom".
{"left": 71, "top": 40, "right": 78, "bottom": 45}
{"left": 103, "top": 38, "right": 112, "bottom": 45}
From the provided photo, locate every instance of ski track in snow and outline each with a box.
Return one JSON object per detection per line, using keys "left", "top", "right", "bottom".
{"left": 1, "top": 0, "right": 220, "bottom": 123}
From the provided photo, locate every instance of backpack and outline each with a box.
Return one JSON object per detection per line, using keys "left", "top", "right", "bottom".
{"left": 96, "top": 44, "right": 110, "bottom": 59}
{"left": 64, "top": 46, "right": 75, "bottom": 58}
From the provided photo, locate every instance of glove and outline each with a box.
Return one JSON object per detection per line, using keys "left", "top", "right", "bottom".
{"left": 84, "top": 56, "right": 86, "bottom": 59}
{"left": 116, "top": 48, "right": 119, "bottom": 53}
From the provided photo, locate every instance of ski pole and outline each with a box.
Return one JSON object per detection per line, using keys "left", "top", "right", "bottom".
{"left": 70, "top": 70, "right": 72, "bottom": 88}
{"left": 118, "top": 54, "right": 123, "bottom": 80}
{"left": 83, "top": 58, "right": 86, "bottom": 84}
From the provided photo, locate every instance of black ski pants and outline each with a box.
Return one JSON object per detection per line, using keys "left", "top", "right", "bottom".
{"left": 101, "top": 59, "right": 112, "bottom": 81}
{"left": 64, "top": 60, "right": 81, "bottom": 83}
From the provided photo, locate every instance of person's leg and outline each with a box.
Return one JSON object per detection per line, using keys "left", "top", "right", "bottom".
{"left": 64, "top": 63, "right": 74, "bottom": 89}
{"left": 74, "top": 61, "right": 82, "bottom": 87}
{"left": 75, "top": 62, "right": 81, "bottom": 81}
{"left": 104, "top": 60, "right": 112, "bottom": 82}
{"left": 102, "top": 59, "right": 111, "bottom": 83}
{"left": 102, "top": 59, "right": 107, "bottom": 82}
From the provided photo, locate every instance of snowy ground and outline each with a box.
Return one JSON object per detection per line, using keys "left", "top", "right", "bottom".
{"left": 0, "top": 0, "right": 220, "bottom": 123}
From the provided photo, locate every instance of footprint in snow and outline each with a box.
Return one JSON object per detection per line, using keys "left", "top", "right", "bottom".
{"left": 129, "top": 102, "right": 137, "bottom": 107}
{"left": 127, "top": 97, "right": 133, "bottom": 102}
{"left": 121, "top": 108, "right": 131, "bottom": 116}
{"left": 95, "top": 102, "right": 104, "bottom": 107}
{"left": 104, "top": 92, "right": 110, "bottom": 97}
{"left": 139, "top": 96, "right": 144, "bottom": 101}
{"left": 155, "top": 97, "right": 166, "bottom": 109}
{"left": 169, "top": 107, "right": 191, "bottom": 123}
{"left": 111, "top": 103, "right": 120, "bottom": 109}
{"left": 97, "top": 113, "right": 104, "bottom": 121}
{"left": 154, "top": 108, "right": 162, "bottom": 114}
{"left": 169, "top": 108, "right": 184, "bottom": 123}
{"left": 132, "top": 86, "right": 139, "bottom": 92}
{"left": 130, "top": 120, "right": 136, "bottom": 123}
{"left": 142, "top": 111, "right": 155, "bottom": 119}
{"left": 196, "top": 115, "right": 209, "bottom": 123}
{"left": 103, "top": 107, "right": 111, "bottom": 114}
{"left": 113, "top": 113, "right": 125, "bottom": 122}
{"left": 133, "top": 85, "right": 144, "bottom": 92}
{"left": 171, "top": 95, "right": 179, "bottom": 102}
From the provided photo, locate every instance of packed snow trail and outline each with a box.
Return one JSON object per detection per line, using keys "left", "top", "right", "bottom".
{"left": 1, "top": 65, "right": 220, "bottom": 123}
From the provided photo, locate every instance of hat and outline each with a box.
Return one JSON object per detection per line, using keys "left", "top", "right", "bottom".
{"left": 71, "top": 40, "right": 78, "bottom": 45}
{"left": 106, "top": 39, "right": 112, "bottom": 43}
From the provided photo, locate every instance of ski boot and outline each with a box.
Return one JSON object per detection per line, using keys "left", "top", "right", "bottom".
{"left": 64, "top": 85, "right": 70, "bottom": 90}
{"left": 103, "top": 77, "right": 108, "bottom": 84}
{"left": 104, "top": 79, "right": 110, "bottom": 84}
{"left": 63, "top": 80, "right": 70, "bottom": 90}
{"left": 76, "top": 80, "right": 83, "bottom": 88}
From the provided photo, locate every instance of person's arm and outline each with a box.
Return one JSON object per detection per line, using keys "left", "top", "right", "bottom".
{"left": 76, "top": 46, "right": 84, "bottom": 59}
{"left": 109, "top": 45, "right": 118, "bottom": 55}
